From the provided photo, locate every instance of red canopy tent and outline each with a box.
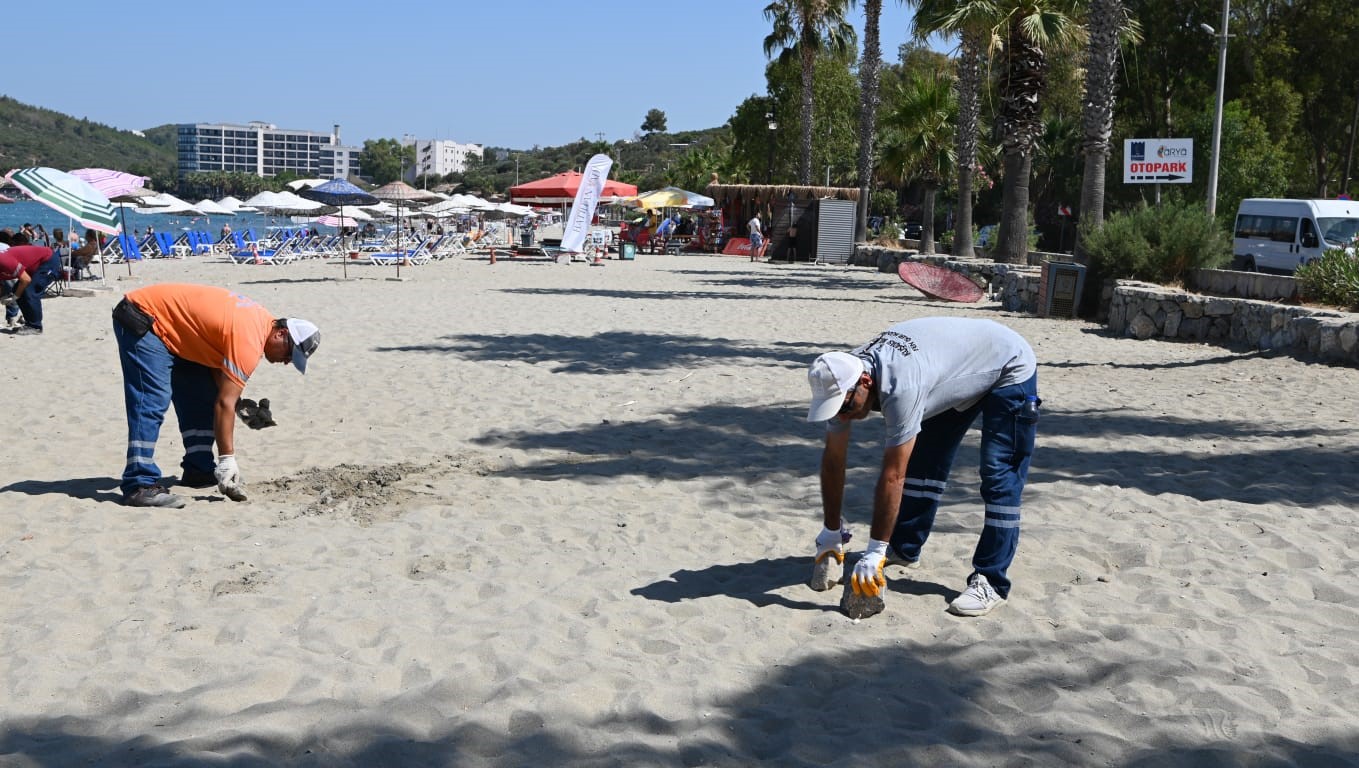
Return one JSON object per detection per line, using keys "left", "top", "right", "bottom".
{"left": 509, "top": 171, "right": 637, "bottom": 206}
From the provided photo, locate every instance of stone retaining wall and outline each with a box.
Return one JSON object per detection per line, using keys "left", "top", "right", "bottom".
{"left": 1190, "top": 269, "right": 1299, "bottom": 302}
{"left": 1108, "top": 280, "right": 1359, "bottom": 365}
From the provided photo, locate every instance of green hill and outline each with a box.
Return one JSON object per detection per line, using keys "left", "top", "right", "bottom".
{"left": 0, "top": 96, "right": 177, "bottom": 188}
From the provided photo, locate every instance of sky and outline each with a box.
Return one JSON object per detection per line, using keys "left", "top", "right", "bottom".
{"left": 3, "top": 1, "right": 942, "bottom": 152}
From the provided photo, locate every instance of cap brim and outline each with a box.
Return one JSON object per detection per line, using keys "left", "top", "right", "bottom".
{"left": 291, "top": 345, "right": 308, "bottom": 374}
{"left": 806, "top": 396, "right": 843, "bottom": 423}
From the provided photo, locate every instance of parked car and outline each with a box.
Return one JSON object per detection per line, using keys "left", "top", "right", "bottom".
{"left": 903, "top": 221, "right": 923, "bottom": 239}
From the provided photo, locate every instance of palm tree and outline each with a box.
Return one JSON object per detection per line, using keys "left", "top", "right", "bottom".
{"left": 1077, "top": 0, "right": 1139, "bottom": 258}
{"left": 992, "top": 0, "right": 1082, "bottom": 264}
{"left": 763, "top": 0, "right": 857, "bottom": 184}
{"left": 911, "top": 0, "right": 998, "bottom": 259}
{"left": 855, "top": 0, "right": 885, "bottom": 241}
{"left": 880, "top": 71, "right": 958, "bottom": 254}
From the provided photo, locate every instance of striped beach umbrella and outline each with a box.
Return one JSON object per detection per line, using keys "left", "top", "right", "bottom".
{"left": 5, "top": 167, "right": 120, "bottom": 234}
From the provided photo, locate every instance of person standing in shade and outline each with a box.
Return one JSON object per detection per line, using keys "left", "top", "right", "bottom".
{"left": 804, "top": 317, "right": 1039, "bottom": 619}
{"left": 112, "top": 283, "right": 321, "bottom": 508}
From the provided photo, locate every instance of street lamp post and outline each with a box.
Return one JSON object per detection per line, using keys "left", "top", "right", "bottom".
{"left": 1203, "top": 0, "right": 1231, "bottom": 219}
{"left": 765, "top": 112, "right": 778, "bottom": 183}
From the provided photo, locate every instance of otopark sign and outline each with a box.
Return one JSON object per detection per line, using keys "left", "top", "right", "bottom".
{"left": 1123, "top": 138, "right": 1194, "bottom": 184}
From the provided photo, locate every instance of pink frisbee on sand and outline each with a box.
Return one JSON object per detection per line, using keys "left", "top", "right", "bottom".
{"left": 897, "top": 262, "right": 985, "bottom": 303}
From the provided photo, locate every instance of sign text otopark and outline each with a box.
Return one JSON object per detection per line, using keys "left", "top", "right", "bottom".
{"left": 1123, "top": 138, "right": 1194, "bottom": 184}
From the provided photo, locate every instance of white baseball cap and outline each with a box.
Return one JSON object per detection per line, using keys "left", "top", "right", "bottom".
{"left": 806, "top": 351, "right": 865, "bottom": 422}
{"left": 285, "top": 318, "right": 321, "bottom": 374}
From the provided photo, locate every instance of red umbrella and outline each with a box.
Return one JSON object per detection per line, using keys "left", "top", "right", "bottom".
{"left": 509, "top": 171, "right": 637, "bottom": 205}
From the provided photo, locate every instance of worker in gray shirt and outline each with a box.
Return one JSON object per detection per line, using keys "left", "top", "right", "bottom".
{"left": 805, "top": 317, "right": 1039, "bottom": 619}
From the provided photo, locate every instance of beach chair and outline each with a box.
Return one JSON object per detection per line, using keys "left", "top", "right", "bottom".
{"left": 226, "top": 231, "right": 289, "bottom": 264}
{"left": 369, "top": 236, "right": 433, "bottom": 266}
{"left": 117, "top": 234, "right": 145, "bottom": 262}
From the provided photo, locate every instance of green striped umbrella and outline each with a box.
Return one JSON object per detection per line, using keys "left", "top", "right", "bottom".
{"left": 4, "top": 167, "right": 121, "bottom": 235}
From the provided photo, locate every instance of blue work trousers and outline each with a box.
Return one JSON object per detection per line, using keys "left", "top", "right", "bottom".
{"left": 114, "top": 320, "right": 218, "bottom": 497}
{"left": 889, "top": 373, "right": 1039, "bottom": 598}
{"left": 5, "top": 252, "right": 62, "bottom": 329}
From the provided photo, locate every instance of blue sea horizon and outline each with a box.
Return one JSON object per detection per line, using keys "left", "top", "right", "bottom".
{"left": 0, "top": 199, "right": 343, "bottom": 242}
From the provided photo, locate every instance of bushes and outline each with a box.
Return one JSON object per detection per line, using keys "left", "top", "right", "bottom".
{"left": 1296, "top": 249, "right": 1359, "bottom": 310}
{"left": 1080, "top": 201, "right": 1231, "bottom": 284}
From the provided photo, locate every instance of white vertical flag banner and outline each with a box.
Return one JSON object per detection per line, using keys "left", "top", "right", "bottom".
{"left": 560, "top": 153, "right": 613, "bottom": 254}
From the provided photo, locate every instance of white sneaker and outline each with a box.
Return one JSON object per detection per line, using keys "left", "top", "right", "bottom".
{"left": 948, "top": 574, "right": 1005, "bottom": 617}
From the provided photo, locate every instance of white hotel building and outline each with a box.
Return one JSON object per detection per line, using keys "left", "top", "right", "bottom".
{"left": 407, "top": 139, "right": 484, "bottom": 182}
{"left": 177, "top": 122, "right": 362, "bottom": 179}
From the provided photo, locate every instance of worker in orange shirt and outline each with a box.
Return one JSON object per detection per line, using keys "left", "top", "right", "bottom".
{"left": 111, "top": 283, "right": 320, "bottom": 508}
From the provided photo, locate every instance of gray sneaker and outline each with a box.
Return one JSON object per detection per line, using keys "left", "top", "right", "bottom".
{"left": 124, "top": 485, "right": 186, "bottom": 509}
{"left": 884, "top": 546, "right": 922, "bottom": 570}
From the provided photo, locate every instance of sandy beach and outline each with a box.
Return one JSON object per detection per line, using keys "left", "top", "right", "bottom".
{"left": 2, "top": 251, "right": 1357, "bottom": 767}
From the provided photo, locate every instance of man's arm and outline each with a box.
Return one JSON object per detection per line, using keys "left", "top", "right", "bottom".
{"left": 819, "top": 428, "right": 851, "bottom": 531}
{"left": 212, "top": 369, "right": 243, "bottom": 456}
{"left": 12, "top": 272, "right": 31, "bottom": 299}
{"left": 869, "top": 438, "right": 916, "bottom": 542}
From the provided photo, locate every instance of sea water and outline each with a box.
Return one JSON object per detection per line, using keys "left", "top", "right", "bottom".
{"left": 0, "top": 200, "right": 340, "bottom": 243}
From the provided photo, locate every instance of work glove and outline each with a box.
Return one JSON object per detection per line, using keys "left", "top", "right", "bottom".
{"left": 809, "top": 526, "right": 852, "bottom": 592}
{"left": 214, "top": 454, "right": 247, "bottom": 502}
{"left": 850, "top": 539, "right": 889, "bottom": 599}
{"left": 0, "top": 294, "right": 15, "bottom": 308}
{"left": 235, "top": 397, "right": 277, "bottom": 430}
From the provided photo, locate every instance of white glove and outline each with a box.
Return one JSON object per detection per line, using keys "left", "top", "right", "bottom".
{"left": 0, "top": 294, "right": 15, "bottom": 308}
{"left": 214, "top": 454, "right": 247, "bottom": 502}
{"left": 814, "top": 526, "right": 851, "bottom": 562}
{"left": 850, "top": 539, "right": 889, "bottom": 598}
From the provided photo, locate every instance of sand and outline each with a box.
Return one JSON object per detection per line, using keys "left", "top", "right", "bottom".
{"left": 2, "top": 252, "right": 1357, "bottom": 767}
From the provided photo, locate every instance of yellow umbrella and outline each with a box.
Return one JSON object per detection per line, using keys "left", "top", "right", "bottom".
{"left": 627, "top": 186, "right": 715, "bottom": 209}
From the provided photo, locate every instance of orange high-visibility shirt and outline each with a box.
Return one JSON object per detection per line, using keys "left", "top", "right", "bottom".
{"left": 126, "top": 283, "right": 274, "bottom": 387}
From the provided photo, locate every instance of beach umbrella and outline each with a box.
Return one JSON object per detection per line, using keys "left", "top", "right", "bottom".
{"left": 125, "top": 192, "right": 204, "bottom": 216}
{"left": 194, "top": 199, "right": 236, "bottom": 217}
{"left": 217, "top": 196, "right": 255, "bottom": 213}
{"left": 299, "top": 178, "right": 380, "bottom": 278}
{"left": 5, "top": 167, "right": 120, "bottom": 234}
{"left": 67, "top": 168, "right": 163, "bottom": 278}
{"left": 370, "top": 181, "right": 441, "bottom": 277}
{"left": 628, "top": 186, "right": 715, "bottom": 209}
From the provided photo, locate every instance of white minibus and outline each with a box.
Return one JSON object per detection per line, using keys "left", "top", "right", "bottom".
{"left": 1232, "top": 198, "right": 1359, "bottom": 272}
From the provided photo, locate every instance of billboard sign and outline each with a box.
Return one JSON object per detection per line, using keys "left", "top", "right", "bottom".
{"left": 1123, "top": 138, "right": 1193, "bottom": 184}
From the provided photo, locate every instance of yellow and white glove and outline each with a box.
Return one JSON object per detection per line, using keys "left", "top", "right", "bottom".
{"left": 214, "top": 454, "right": 247, "bottom": 502}
{"left": 814, "top": 526, "right": 850, "bottom": 566}
{"left": 850, "top": 539, "right": 889, "bottom": 598}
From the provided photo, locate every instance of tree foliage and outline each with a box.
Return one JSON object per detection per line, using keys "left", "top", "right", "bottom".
{"left": 641, "top": 109, "right": 668, "bottom": 133}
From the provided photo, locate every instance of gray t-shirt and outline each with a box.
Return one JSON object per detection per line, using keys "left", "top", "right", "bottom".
{"left": 828, "top": 317, "right": 1036, "bottom": 446}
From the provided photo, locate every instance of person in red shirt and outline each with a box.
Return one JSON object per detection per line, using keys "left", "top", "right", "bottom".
{"left": 0, "top": 234, "right": 61, "bottom": 334}
{"left": 112, "top": 283, "right": 320, "bottom": 508}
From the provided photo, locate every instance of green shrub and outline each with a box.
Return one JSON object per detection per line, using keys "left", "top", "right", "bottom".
{"left": 1080, "top": 201, "right": 1231, "bottom": 284}
{"left": 1296, "top": 248, "right": 1359, "bottom": 310}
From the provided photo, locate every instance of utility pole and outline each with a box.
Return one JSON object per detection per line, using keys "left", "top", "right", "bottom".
{"left": 1204, "top": 0, "right": 1230, "bottom": 219}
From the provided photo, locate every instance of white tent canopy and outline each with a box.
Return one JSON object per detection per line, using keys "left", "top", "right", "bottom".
{"left": 122, "top": 192, "right": 203, "bottom": 215}
{"left": 194, "top": 198, "right": 236, "bottom": 216}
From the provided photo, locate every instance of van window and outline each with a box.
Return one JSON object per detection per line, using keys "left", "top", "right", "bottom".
{"left": 1300, "top": 218, "right": 1319, "bottom": 248}
{"left": 1317, "top": 216, "right": 1359, "bottom": 246}
{"left": 1234, "top": 214, "right": 1298, "bottom": 242}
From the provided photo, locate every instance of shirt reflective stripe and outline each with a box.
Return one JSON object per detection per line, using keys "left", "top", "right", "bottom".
{"left": 182, "top": 429, "right": 214, "bottom": 439}
{"left": 223, "top": 357, "right": 249, "bottom": 384}
{"left": 185, "top": 445, "right": 214, "bottom": 454}
{"left": 128, "top": 440, "right": 157, "bottom": 450}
